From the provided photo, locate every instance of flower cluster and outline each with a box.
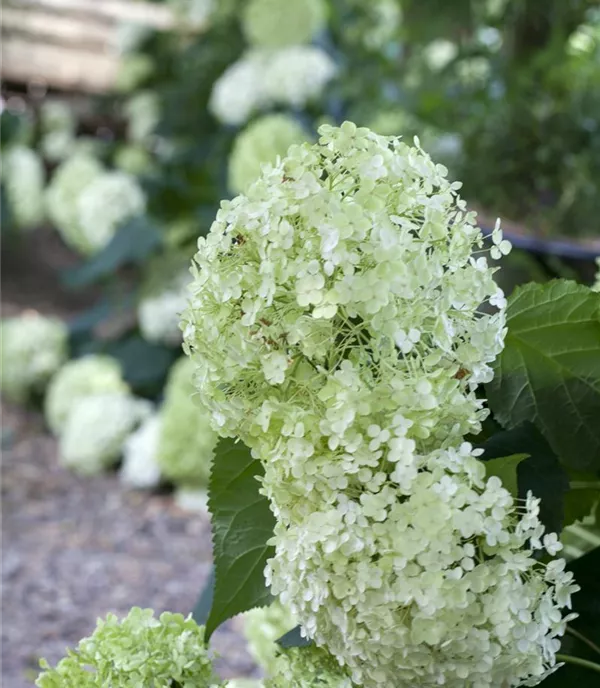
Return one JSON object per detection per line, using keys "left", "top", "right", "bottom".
{"left": 183, "top": 123, "right": 577, "bottom": 686}
{"left": 242, "top": 602, "right": 297, "bottom": 675}
{"left": 3, "top": 145, "right": 46, "bottom": 229}
{"left": 45, "top": 355, "right": 129, "bottom": 435}
{"left": 265, "top": 647, "right": 354, "bottom": 687}
{"left": 36, "top": 607, "right": 220, "bottom": 687}
{"left": 124, "top": 90, "right": 161, "bottom": 143}
{"left": 229, "top": 115, "right": 309, "bottom": 194}
{"left": 210, "top": 47, "right": 337, "bottom": 126}
{"left": 40, "top": 100, "right": 77, "bottom": 162}
{"left": 242, "top": 0, "right": 326, "bottom": 49}
{"left": 1, "top": 312, "right": 68, "bottom": 403}
{"left": 119, "top": 412, "right": 163, "bottom": 489}
{"left": 156, "top": 356, "right": 218, "bottom": 488}
{"left": 59, "top": 393, "right": 152, "bottom": 475}
{"left": 343, "top": 0, "right": 402, "bottom": 52}
{"left": 138, "top": 270, "right": 191, "bottom": 346}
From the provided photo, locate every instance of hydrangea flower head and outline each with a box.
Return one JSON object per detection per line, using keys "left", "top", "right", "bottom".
{"left": 242, "top": 602, "right": 297, "bottom": 674}
{"left": 242, "top": 0, "right": 326, "bottom": 49}
{"left": 36, "top": 607, "right": 221, "bottom": 686}
{"left": 229, "top": 115, "right": 310, "bottom": 194}
{"left": 59, "top": 393, "right": 152, "bottom": 475}
{"left": 3, "top": 145, "right": 46, "bottom": 229}
{"left": 138, "top": 269, "right": 191, "bottom": 346}
{"left": 45, "top": 355, "right": 129, "bottom": 435}
{"left": 210, "top": 53, "right": 268, "bottom": 126}
{"left": 265, "top": 647, "right": 354, "bottom": 687}
{"left": 124, "top": 90, "right": 160, "bottom": 143}
{"left": 1, "top": 312, "right": 68, "bottom": 403}
{"left": 119, "top": 412, "right": 163, "bottom": 489}
{"left": 40, "top": 101, "right": 76, "bottom": 162}
{"left": 156, "top": 356, "right": 218, "bottom": 488}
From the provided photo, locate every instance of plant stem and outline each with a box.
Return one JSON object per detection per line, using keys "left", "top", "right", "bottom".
{"left": 556, "top": 653, "right": 600, "bottom": 674}
{"left": 569, "top": 481, "right": 600, "bottom": 491}
{"left": 567, "top": 626, "right": 600, "bottom": 657}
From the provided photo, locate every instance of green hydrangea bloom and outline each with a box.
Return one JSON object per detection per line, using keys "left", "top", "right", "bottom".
{"left": 156, "top": 357, "right": 218, "bottom": 487}
{"left": 242, "top": 603, "right": 296, "bottom": 675}
{"left": 44, "top": 355, "right": 129, "bottom": 435}
{"left": 1, "top": 313, "right": 68, "bottom": 403}
{"left": 242, "top": 0, "right": 326, "bottom": 48}
{"left": 228, "top": 115, "right": 310, "bottom": 195}
{"left": 45, "top": 153, "right": 104, "bottom": 254}
{"left": 40, "top": 101, "right": 76, "bottom": 162}
{"left": 36, "top": 607, "right": 222, "bottom": 687}
{"left": 3, "top": 145, "right": 46, "bottom": 229}
{"left": 265, "top": 647, "right": 354, "bottom": 687}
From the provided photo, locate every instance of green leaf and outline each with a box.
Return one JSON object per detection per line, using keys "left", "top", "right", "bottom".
{"left": 564, "top": 473, "right": 600, "bottom": 528}
{"left": 483, "top": 454, "right": 528, "bottom": 497}
{"left": 192, "top": 567, "right": 214, "bottom": 627}
{"left": 276, "top": 625, "right": 313, "bottom": 649}
{"left": 479, "top": 423, "right": 570, "bottom": 534}
{"left": 205, "top": 438, "right": 275, "bottom": 640}
{"left": 486, "top": 280, "right": 600, "bottom": 473}
{"left": 62, "top": 216, "right": 162, "bottom": 288}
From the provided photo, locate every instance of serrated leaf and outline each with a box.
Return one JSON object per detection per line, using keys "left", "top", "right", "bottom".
{"left": 276, "top": 625, "right": 313, "bottom": 649}
{"left": 486, "top": 280, "right": 600, "bottom": 472}
{"left": 205, "top": 438, "right": 275, "bottom": 640}
{"left": 483, "top": 454, "right": 528, "bottom": 497}
{"left": 62, "top": 216, "right": 162, "bottom": 288}
{"left": 479, "top": 423, "right": 570, "bottom": 533}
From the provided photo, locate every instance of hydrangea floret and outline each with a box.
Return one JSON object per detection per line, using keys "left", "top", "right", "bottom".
{"left": 242, "top": 602, "right": 297, "bottom": 675}
{"left": 59, "top": 393, "right": 152, "bottom": 475}
{"left": 45, "top": 355, "right": 129, "bottom": 435}
{"left": 1, "top": 312, "right": 68, "bottom": 403}
{"left": 119, "top": 412, "right": 163, "bottom": 489}
{"left": 242, "top": 0, "right": 326, "bottom": 49}
{"left": 36, "top": 607, "right": 221, "bottom": 686}
{"left": 156, "top": 356, "right": 218, "bottom": 488}
{"left": 3, "top": 145, "right": 46, "bottom": 229}
{"left": 229, "top": 115, "right": 309, "bottom": 195}
{"left": 183, "top": 122, "right": 577, "bottom": 686}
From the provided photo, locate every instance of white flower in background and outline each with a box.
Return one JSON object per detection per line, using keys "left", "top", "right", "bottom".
{"left": 119, "top": 412, "right": 163, "bottom": 489}
{"left": 1, "top": 312, "right": 68, "bottom": 403}
{"left": 45, "top": 153, "right": 104, "bottom": 253}
{"left": 183, "top": 123, "right": 575, "bottom": 686}
{"left": 39, "top": 100, "right": 76, "bottom": 162}
{"left": 3, "top": 146, "right": 46, "bottom": 229}
{"left": 225, "top": 681, "right": 264, "bottom": 688}
{"left": 44, "top": 355, "right": 129, "bottom": 435}
{"left": 243, "top": 602, "right": 297, "bottom": 676}
{"left": 170, "top": 0, "right": 214, "bottom": 27}
{"left": 228, "top": 114, "right": 309, "bottom": 194}
{"left": 593, "top": 257, "right": 600, "bottom": 291}
{"left": 344, "top": 0, "right": 402, "bottom": 52}
{"left": 77, "top": 171, "right": 146, "bottom": 254}
{"left": 115, "top": 54, "right": 155, "bottom": 93}
{"left": 423, "top": 39, "right": 458, "bottom": 71}
{"left": 174, "top": 487, "right": 208, "bottom": 513}
{"left": 138, "top": 271, "right": 191, "bottom": 346}
{"left": 156, "top": 357, "right": 218, "bottom": 488}
{"left": 114, "top": 144, "right": 154, "bottom": 176}
{"left": 265, "top": 647, "right": 353, "bottom": 687}
{"left": 209, "top": 53, "right": 268, "bottom": 126}
{"left": 262, "top": 46, "right": 337, "bottom": 109}
{"left": 242, "top": 0, "right": 326, "bottom": 48}
{"left": 59, "top": 393, "right": 152, "bottom": 475}
{"left": 124, "top": 91, "right": 161, "bottom": 143}
{"left": 456, "top": 56, "right": 491, "bottom": 85}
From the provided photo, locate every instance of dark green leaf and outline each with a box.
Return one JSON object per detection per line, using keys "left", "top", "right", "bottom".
{"left": 564, "top": 473, "right": 600, "bottom": 528}
{"left": 108, "top": 336, "right": 178, "bottom": 390}
{"left": 205, "top": 438, "right": 275, "bottom": 640}
{"left": 62, "top": 216, "right": 162, "bottom": 288}
{"left": 192, "top": 567, "right": 214, "bottom": 627}
{"left": 486, "top": 280, "right": 600, "bottom": 472}
{"left": 277, "top": 625, "right": 313, "bottom": 649}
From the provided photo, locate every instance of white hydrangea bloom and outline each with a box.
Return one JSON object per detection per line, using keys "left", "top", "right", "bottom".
{"left": 593, "top": 257, "right": 600, "bottom": 291}
{"left": 229, "top": 114, "right": 309, "bottom": 194}
{"left": 423, "top": 39, "right": 458, "bottom": 71}
{"left": 120, "top": 412, "right": 163, "bottom": 489}
{"left": 209, "top": 53, "right": 269, "bottom": 126}
{"left": 265, "top": 647, "right": 353, "bottom": 687}
{"left": 174, "top": 487, "right": 209, "bottom": 513}
{"left": 1, "top": 312, "right": 68, "bottom": 403}
{"left": 242, "top": 602, "right": 297, "bottom": 675}
{"left": 3, "top": 146, "right": 46, "bottom": 229}
{"left": 138, "top": 272, "right": 191, "bottom": 346}
{"left": 45, "top": 153, "right": 104, "bottom": 253}
{"left": 262, "top": 46, "right": 338, "bottom": 109}
{"left": 156, "top": 357, "right": 218, "bottom": 488}
{"left": 45, "top": 354, "right": 129, "bottom": 435}
{"left": 59, "top": 393, "right": 152, "bottom": 475}
{"left": 242, "top": 0, "right": 326, "bottom": 48}
{"left": 40, "top": 101, "right": 76, "bottom": 162}
{"left": 77, "top": 171, "right": 146, "bottom": 254}
{"left": 124, "top": 91, "right": 161, "bottom": 143}
{"left": 183, "top": 123, "right": 576, "bottom": 687}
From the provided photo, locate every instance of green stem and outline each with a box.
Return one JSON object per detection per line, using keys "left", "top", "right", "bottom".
{"left": 569, "top": 481, "right": 600, "bottom": 491}
{"left": 567, "top": 626, "right": 600, "bottom": 658}
{"left": 556, "top": 653, "right": 600, "bottom": 674}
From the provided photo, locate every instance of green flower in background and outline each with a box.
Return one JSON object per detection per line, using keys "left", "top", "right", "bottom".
{"left": 242, "top": 0, "right": 326, "bottom": 49}
{"left": 44, "top": 355, "right": 129, "bottom": 435}
{"left": 3, "top": 145, "right": 46, "bottom": 229}
{"left": 228, "top": 114, "right": 309, "bottom": 194}
{"left": 1, "top": 313, "right": 68, "bottom": 403}
{"left": 242, "top": 602, "right": 297, "bottom": 675}
{"left": 156, "top": 356, "right": 218, "bottom": 488}
{"left": 265, "top": 647, "right": 353, "bottom": 687}
{"left": 36, "top": 607, "right": 221, "bottom": 687}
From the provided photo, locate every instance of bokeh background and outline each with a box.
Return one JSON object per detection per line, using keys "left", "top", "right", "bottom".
{"left": 2, "top": 1, "right": 599, "bottom": 686}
